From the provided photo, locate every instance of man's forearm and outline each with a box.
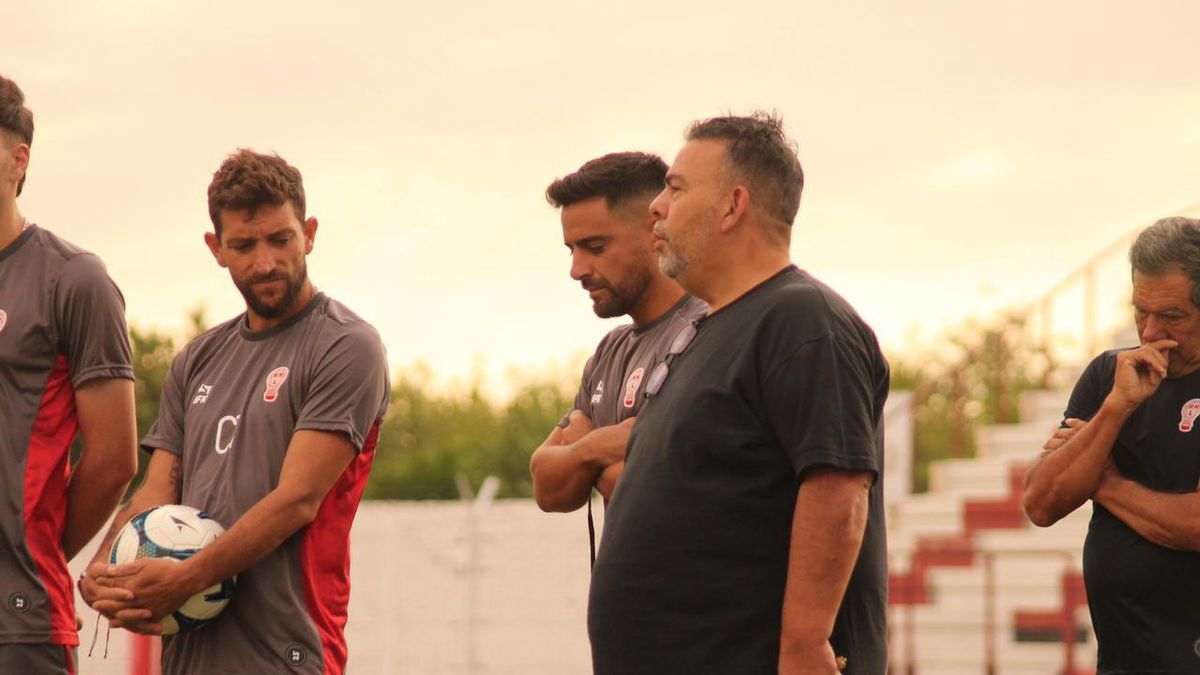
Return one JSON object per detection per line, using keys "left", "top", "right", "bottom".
{"left": 1023, "top": 398, "right": 1132, "bottom": 526}
{"left": 87, "top": 451, "right": 182, "bottom": 566}
{"left": 530, "top": 419, "right": 632, "bottom": 512}
{"left": 1095, "top": 476, "right": 1200, "bottom": 552}
{"left": 174, "top": 485, "right": 325, "bottom": 596}
{"left": 64, "top": 460, "right": 135, "bottom": 560}
{"left": 65, "top": 378, "right": 138, "bottom": 560}
{"left": 779, "top": 468, "right": 871, "bottom": 669}
{"left": 530, "top": 443, "right": 604, "bottom": 512}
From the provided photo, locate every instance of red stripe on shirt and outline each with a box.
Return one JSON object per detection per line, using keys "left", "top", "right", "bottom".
{"left": 24, "top": 355, "right": 79, "bottom": 645}
{"left": 300, "top": 422, "right": 379, "bottom": 675}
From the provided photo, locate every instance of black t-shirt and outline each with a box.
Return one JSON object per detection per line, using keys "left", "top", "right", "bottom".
{"left": 1066, "top": 350, "right": 1200, "bottom": 674}
{"left": 588, "top": 266, "right": 889, "bottom": 675}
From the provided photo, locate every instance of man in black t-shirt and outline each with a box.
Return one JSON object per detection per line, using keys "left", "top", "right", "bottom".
{"left": 588, "top": 113, "right": 889, "bottom": 674}
{"left": 530, "top": 152, "right": 704, "bottom": 513}
{"left": 1024, "top": 217, "right": 1200, "bottom": 673}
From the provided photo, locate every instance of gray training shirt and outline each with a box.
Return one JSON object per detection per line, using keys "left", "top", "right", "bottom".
{"left": 565, "top": 294, "right": 707, "bottom": 428}
{"left": 141, "top": 292, "right": 389, "bottom": 675}
{"left": 0, "top": 224, "right": 133, "bottom": 648}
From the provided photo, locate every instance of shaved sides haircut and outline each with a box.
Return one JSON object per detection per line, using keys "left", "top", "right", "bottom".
{"left": 546, "top": 152, "right": 668, "bottom": 214}
{"left": 687, "top": 111, "right": 803, "bottom": 228}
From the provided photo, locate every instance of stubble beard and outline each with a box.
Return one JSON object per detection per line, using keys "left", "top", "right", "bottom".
{"left": 237, "top": 260, "right": 308, "bottom": 320}
{"left": 591, "top": 263, "right": 654, "bottom": 319}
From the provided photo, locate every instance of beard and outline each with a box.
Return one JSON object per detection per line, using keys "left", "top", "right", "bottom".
{"left": 657, "top": 244, "right": 689, "bottom": 280}
{"left": 586, "top": 264, "right": 654, "bottom": 319}
{"left": 235, "top": 260, "right": 308, "bottom": 319}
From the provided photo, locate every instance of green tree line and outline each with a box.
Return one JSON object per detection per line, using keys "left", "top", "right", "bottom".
{"left": 121, "top": 311, "right": 1053, "bottom": 500}
{"left": 888, "top": 313, "right": 1054, "bottom": 492}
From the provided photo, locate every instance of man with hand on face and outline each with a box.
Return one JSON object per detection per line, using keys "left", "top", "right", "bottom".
{"left": 79, "top": 149, "right": 389, "bottom": 675}
{"left": 0, "top": 73, "right": 137, "bottom": 675}
{"left": 588, "top": 113, "right": 890, "bottom": 675}
{"left": 1024, "top": 217, "right": 1200, "bottom": 674}
{"left": 530, "top": 152, "right": 705, "bottom": 532}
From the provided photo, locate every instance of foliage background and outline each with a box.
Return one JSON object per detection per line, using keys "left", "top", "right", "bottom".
{"left": 120, "top": 310, "right": 1054, "bottom": 499}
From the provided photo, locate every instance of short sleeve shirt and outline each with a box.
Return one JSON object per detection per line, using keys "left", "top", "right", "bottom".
{"left": 1065, "top": 350, "right": 1200, "bottom": 673}
{"left": 588, "top": 266, "right": 890, "bottom": 674}
{"left": 0, "top": 224, "right": 133, "bottom": 646}
{"left": 564, "top": 294, "right": 707, "bottom": 428}
{"left": 141, "top": 293, "right": 389, "bottom": 675}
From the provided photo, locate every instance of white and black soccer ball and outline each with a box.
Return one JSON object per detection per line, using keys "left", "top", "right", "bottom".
{"left": 109, "top": 504, "right": 236, "bottom": 635}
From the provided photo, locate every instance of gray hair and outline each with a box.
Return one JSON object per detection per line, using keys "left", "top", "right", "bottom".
{"left": 1129, "top": 217, "right": 1200, "bottom": 307}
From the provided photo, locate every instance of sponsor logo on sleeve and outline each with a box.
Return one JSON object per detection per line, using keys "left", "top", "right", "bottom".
{"left": 284, "top": 644, "right": 308, "bottom": 667}
{"left": 263, "top": 366, "right": 290, "bottom": 402}
{"left": 623, "top": 368, "right": 645, "bottom": 408}
{"left": 192, "top": 384, "right": 213, "bottom": 405}
{"left": 0, "top": 310, "right": 7, "bottom": 334}
{"left": 8, "top": 592, "right": 30, "bottom": 614}
{"left": 1181, "top": 399, "right": 1200, "bottom": 432}
{"left": 590, "top": 380, "right": 604, "bottom": 405}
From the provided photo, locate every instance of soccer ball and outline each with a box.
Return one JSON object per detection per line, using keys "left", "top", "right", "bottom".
{"left": 109, "top": 504, "right": 236, "bottom": 635}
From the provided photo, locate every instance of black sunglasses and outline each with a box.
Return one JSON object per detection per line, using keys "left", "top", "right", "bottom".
{"left": 644, "top": 320, "right": 699, "bottom": 398}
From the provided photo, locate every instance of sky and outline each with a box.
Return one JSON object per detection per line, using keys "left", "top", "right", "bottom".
{"left": 6, "top": 0, "right": 1200, "bottom": 396}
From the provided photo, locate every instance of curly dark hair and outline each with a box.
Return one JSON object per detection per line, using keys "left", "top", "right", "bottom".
{"left": 686, "top": 111, "right": 803, "bottom": 227}
{"left": 546, "top": 152, "right": 667, "bottom": 213}
{"left": 207, "top": 149, "right": 306, "bottom": 237}
{"left": 0, "top": 74, "right": 34, "bottom": 196}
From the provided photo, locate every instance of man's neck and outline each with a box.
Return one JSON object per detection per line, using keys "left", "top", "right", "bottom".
{"left": 628, "top": 277, "right": 687, "bottom": 328}
{"left": 702, "top": 247, "right": 792, "bottom": 314}
{"left": 0, "top": 200, "right": 23, "bottom": 251}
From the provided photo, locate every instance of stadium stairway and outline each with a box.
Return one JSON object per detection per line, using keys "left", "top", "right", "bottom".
{"left": 887, "top": 388, "right": 1097, "bottom": 675}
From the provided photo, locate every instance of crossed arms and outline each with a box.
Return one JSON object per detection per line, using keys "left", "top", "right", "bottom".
{"left": 1023, "top": 340, "right": 1200, "bottom": 551}
{"left": 529, "top": 411, "right": 632, "bottom": 512}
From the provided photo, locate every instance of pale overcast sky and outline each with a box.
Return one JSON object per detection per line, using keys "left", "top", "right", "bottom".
{"left": 6, "top": 0, "right": 1200, "bottom": 394}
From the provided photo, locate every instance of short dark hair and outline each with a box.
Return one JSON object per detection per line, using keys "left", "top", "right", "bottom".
{"left": 207, "top": 149, "right": 306, "bottom": 237}
{"left": 1129, "top": 216, "right": 1200, "bottom": 307}
{"left": 0, "top": 74, "right": 35, "bottom": 197}
{"left": 686, "top": 111, "right": 803, "bottom": 227}
{"left": 546, "top": 152, "right": 668, "bottom": 213}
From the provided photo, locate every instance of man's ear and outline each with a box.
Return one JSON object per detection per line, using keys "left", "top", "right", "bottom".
{"left": 719, "top": 185, "right": 751, "bottom": 233}
{"left": 204, "top": 231, "right": 226, "bottom": 268}
{"left": 302, "top": 217, "right": 318, "bottom": 254}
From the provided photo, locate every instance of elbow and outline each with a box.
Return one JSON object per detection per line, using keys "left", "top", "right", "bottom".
{"left": 532, "top": 485, "right": 573, "bottom": 513}
{"left": 1021, "top": 490, "right": 1060, "bottom": 528}
{"left": 80, "top": 447, "right": 139, "bottom": 491}
{"left": 531, "top": 480, "right": 585, "bottom": 513}
{"left": 115, "top": 453, "right": 139, "bottom": 485}
{"left": 288, "top": 496, "right": 324, "bottom": 527}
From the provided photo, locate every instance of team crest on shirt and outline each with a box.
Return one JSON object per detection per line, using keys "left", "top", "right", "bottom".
{"left": 1180, "top": 399, "right": 1200, "bottom": 432}
{"left": 591, "top": 380, "right": 604, "bottom": 405}
{"left": 263, "top": 366, "right": 290, "bottom": 402}
{"left": 0, "top": 310, "right": 7, "bottom": 334}
{"left": 623, "top": 368, "right": 645, "bottom": 408}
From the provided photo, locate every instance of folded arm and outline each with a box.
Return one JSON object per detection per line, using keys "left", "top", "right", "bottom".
{"left": 1094, "top": 466, "right": 1200, "bottom": 552}
{"left": 529, "top": 413, "right": 632, "bottom": 512}
{"left": 1024, "top": 342, "right": 1172, "bottom": 526}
